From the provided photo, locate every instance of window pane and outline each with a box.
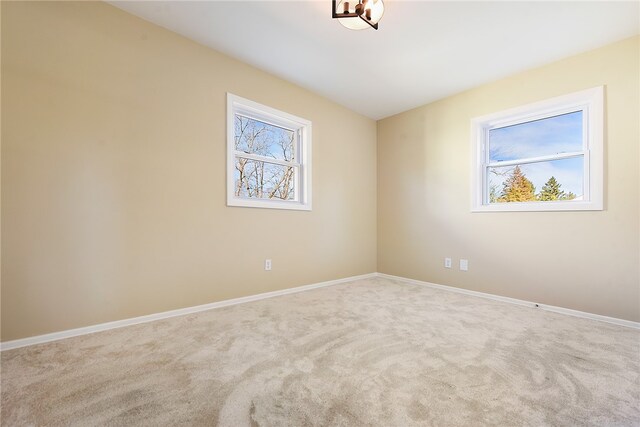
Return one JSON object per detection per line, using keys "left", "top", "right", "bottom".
{"left": 235, "top": 115, "right": 295, "bottom": 162}
{"left": 489, "top": 111, "right": 583, "bottom": 163}
{"left": 234, "top": 158, "right": 296, "bottom": 201}
{"left": 488, "top": 157, "right": 583, "bottom": 203}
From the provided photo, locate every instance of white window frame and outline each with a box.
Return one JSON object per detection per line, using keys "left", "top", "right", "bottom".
{"left": 227, "top": 93, "right": 312, "bottom": 211}
{"left": 471, "top": 86, "right": 604, "bottom": 212}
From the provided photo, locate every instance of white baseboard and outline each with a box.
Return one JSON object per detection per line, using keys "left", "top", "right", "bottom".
{"left": 376, "top": 272, "right": 640, "bottom": 330}
{"left": 0, "top": 273, "right": 377, "bottom": 351}
{"left": 3, "top": 271, "right": 637, "bottom": 351}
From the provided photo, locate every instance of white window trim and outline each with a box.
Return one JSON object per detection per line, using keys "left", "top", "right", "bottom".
{"left": 471, "top": 86, "right": 604, "bottom": 212}
{"left": 227, "top": 93, "right": 312, "bottom": 211}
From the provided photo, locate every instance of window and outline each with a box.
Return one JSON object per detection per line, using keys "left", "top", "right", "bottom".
{"left": 471, "top": 86, "right": 603, "bottom": 212}
{"left": 227, "top": 93, "right": 312, "bottom": 210}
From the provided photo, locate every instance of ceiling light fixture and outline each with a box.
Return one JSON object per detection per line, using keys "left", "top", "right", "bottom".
{"left": 332, "top": 0, "right": 384, "bottom": 30}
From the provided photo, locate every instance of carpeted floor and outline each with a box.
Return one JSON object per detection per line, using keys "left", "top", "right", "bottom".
{"left": 1, "top": 276, "right": 639, "bottom": 426}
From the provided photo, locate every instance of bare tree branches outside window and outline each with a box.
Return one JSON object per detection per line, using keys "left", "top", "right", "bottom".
{"left": 234, "top": 115, "right": 296, "bottom": 201}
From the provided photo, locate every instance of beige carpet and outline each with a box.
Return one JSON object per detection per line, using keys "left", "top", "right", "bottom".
{"left": 1, "top": 276, "right": 639, "bottom": 426}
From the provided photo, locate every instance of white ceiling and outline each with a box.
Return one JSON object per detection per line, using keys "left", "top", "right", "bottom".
{"left": 110, "top": 1, "right": 640, "bottom": 120}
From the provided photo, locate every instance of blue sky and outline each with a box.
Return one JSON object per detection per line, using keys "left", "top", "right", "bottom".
{"left": 489, "top": 111, "right": 583, "bottom": 162}
{"left": 488, "top": 111, "right": 584, "bottom": 198}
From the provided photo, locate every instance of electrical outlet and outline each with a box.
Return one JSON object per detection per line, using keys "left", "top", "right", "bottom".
{"left": 265, "top": 259, "right": 272, "bottom": 271}
{"left": 444, "top": 258, "right": 452, "bottom": 268}
{"left": 460, "top": 259, "right": 468, "bottom": 271}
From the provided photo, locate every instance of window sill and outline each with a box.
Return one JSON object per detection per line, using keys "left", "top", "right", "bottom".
{"left": 227, "top": 197, "right": 312, "bottom": 211}
{"left": 471, "top": 200, "right": 603, "bottom": 212}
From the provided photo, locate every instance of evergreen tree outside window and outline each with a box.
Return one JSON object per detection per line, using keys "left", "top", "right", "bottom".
{"left": 538, "top": 176, "right": 576, "bottom": 201}
{"left": 471, "top": 87, "right": 604, "bottom": 212}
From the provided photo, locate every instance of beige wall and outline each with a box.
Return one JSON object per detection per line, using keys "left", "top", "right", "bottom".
{"left": 378, "top": 36, "right": 640, "bottom": 322}
{"left": 1, "top": 1, "right": 377, "bottom": 341}
{"left": 2, "top": 2, "right": 638, "bottom": 343}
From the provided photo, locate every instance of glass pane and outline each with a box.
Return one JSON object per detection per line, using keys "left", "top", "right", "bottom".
{"left": 235, "top": 115, "right": 295, "bottom": 162}
{"left": 488, "top": 157, "right": 583, "bottom": 203}
{"left": 489, "top": 111, "right": 583, "bottom": 163}
{"left": 234, "top": 158, "right": 296, "bottom": 201}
